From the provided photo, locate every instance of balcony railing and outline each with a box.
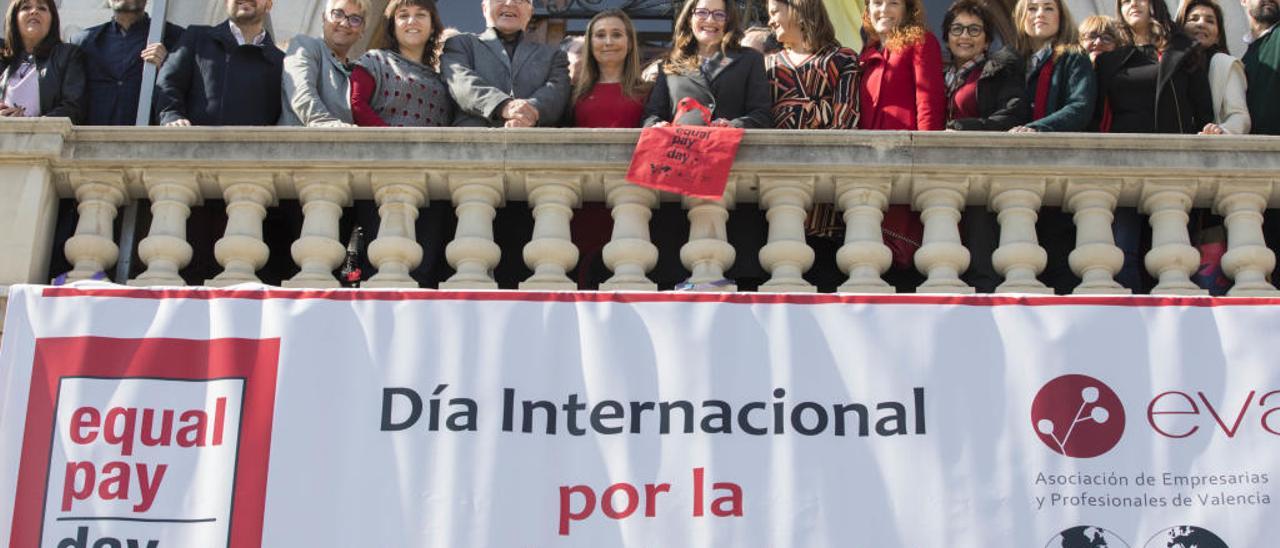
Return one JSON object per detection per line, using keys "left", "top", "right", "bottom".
{"left": 2, "top": 119, "right": 1280, "bottom": 331}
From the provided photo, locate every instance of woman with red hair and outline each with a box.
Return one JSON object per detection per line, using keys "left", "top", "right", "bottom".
{"left": 856, "top": 0, "right": 945, "bottom": 130}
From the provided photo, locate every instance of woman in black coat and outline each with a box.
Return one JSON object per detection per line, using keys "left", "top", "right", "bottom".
{"left": 0, "top": 0, "right": 84, "bottom": 122}
{"left": 942, "top": 0, "right": 1030, "bottom": 131}
{"left": 1093, "top": 0, "right": 1212, "bottom": 133}
{"left": 643, "top": 0, "right": 772, "bottom": 127}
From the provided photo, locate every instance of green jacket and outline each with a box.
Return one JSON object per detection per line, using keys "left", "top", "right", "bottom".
{"left": 1026, "top": 50, "right": 1096, "bottom": 132}
{"left": 1243, "top": 27, "right": 1280, "bottom": 135}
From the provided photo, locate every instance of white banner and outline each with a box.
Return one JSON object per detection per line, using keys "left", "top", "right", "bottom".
{"left": 0, "top": 285, "right": 1276, "bottom": 548}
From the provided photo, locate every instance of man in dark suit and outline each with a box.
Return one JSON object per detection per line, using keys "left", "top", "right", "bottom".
{"left": 156, "top": 0, "right": 283, "bottom": 126}
{"left": 440, "top": 0, "right": 570, "bottom": 127}
{"left": 71, "top": 0, "right": 183, "bottom": 125}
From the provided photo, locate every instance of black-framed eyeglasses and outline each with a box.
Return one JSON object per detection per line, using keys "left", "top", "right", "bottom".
{"left": 1081, "top": 32, "right": 1117, "bottom": 44}
{"left": 948, "top": 24, "right": 984, "bottom": 37}
{"left": 328, "top": 9, "right": 366, "bottom": 28}
{"left": 692, "top": 8, "right": 728, "bottom": 22}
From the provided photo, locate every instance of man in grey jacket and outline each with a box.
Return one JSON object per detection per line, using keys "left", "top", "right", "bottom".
{"left": 441, "top": 0, "right": 570, "bottom": 127}
{"left": 279, "top": 0, "right": 369, "bottom": 126}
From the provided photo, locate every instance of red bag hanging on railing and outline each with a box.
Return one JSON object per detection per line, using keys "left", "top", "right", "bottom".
{"left": 625, "top": 98, "right": 745, "bottom": 200}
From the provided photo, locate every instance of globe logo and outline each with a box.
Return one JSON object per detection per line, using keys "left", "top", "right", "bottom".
{"left": 1142, "top": 526, "right": 1228, "bottom": 548}
{"left": 1044, "top": 525, "right": 1131, "bottom": 548}
{"left": 1030, "top": 374, "right": 1126, "bottom": 458}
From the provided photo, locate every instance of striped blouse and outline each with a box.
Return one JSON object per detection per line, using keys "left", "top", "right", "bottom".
{"left": 765, "top": 46, "right": 860, "bottom": 129}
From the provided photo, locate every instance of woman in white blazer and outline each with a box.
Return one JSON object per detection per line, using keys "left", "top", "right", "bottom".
{"left": 1178, "top": 0, "right": 1250, "bottom": 134}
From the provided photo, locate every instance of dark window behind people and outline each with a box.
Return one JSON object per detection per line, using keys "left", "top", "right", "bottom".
{"left": 350, "top": 0, "right": 454, "bottom": 127}
{"left": 156, "top": 0, "right": 284, "bottom": 126}
{"left": 643, "top": 0, "right": 772, "bottom": 127}
{"left": 1093, "top": 0, "right": 1213, "bottom": 133}
{"left": 942, "top": 0, "right": 1029, "bottom": 130}
{"left": 765, "top": 0, "right": 860, "bottom": 129}
{"left": 571, "top": 10, "right": 647, "bottom": 128}
{"left": 441, "top": 0, "right": 570, "bottom": 127}
{"left": 71, "top": 0, "right": 183, "bottom": 126}
{"left": 0, "top": 0, "right": 84, "bottom": 122}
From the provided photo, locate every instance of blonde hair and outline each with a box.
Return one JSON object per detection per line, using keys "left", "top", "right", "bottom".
{"left": 1012, "top": 0, "right": 1082, "bottom": 59}
{"left": 664, "top": 0, "right": 746, "bottom": 75}
{"left": 572, "top": 10, "right": 647, "bottom": 104}
{"left": 1077, "top": 14, "right": 1127, "bottom": 46}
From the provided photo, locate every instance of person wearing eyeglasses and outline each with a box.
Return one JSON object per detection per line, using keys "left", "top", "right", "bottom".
{"left": 1077, "top": 15, "right": 1125, "bottom": 63}
{"left": 70, "top": 0, "right": 184, "bottom": 125}
{"left": 280, "top": 0, "right": 369, "bottom": 127}
{"left": 441, "top": 0, "right": 570, "bottom": 127}
{"left": 942, "top": 0, "right": 1029, "bottom": 131}
{"left": 642, "top": 0, "right": 773, "bottom": 127}
{"left": 1177, "top": 0, "right": 1251, "bottom": 134}
{"left": 156, "top": 0, "right": 284, "bottom": 126}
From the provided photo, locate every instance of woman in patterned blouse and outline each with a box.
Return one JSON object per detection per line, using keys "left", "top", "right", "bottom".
{"left": 764, "top": 0, "right": 859, "bottom": 129}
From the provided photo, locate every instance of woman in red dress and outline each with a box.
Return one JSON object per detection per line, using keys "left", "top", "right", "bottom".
{"left": 571, "top": 9, "right": 648, "bottom": 128}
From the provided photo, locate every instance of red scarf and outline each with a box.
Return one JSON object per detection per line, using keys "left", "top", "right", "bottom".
{"left": 1032, "top": 55, "right": 1056, "bottom": 121}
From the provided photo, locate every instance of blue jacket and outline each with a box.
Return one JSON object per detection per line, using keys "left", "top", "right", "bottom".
{"left": 1025, "top": 50, "right": 1095, "bottom": 132}
{"left": 156, "top": 20, "right": 283, "bottom": 126}
{"left": 71, "top": 16, "right": 184, "bottom": 125}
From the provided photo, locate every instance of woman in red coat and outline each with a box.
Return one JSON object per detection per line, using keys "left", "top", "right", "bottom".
{"left": 857, "top": 0, "right": 946, "bottom": 130}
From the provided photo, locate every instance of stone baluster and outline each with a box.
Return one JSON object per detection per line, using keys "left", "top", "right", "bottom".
{"left": 1215, "top": 181, "right": 1279, "bottom": 296}
{"left": 365, "top": 172, "right": 428, "bottom": 288}
{"left": 757, "top": 175, "right": 816, "bottom": 292}
{"left": 912, "top": 177, "right": 973, "bottom": 293}
{"left": 835, "top": 176, "right": 893, "bottom": 293}
{"left": 680, "top": 180, "right": 737, "bottom": 291}
{"left": 1140, "top": 181, "right": 1206, "bottom": 295}
{"left": 284, "top": 173, "right": 351, "bottom": 288}
{"left": 1064, "top": 181, "right": 1130, "bottom": 295}
{"left": 130, "top": 171, "right": 200, "bottom": 286}
{"left": 61, "top": 171, "right": 127, "bottom": 282}
{"left": 600, "top": 176, "right": 659, "bottom": 291}
{"left": 520, "top": 173, "right": 582, "bottom": 290}
{"left": 441, "top": 173, "right": 503, "bottom": 289}
{"left": 206, "top": 173, "right": 276, "bottom": 287}
{"left": 990, "top": 178, "right": 1050, "bottom": 294}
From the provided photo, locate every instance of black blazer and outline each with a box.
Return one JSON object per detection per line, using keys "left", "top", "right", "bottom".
{"left": 643, "top": 47, "right": 772, "bottom": 128}
{"left": 156, "top": 20, "right": 284, "bottom": 126}
{"left": 0, "top": 41, "right": 86, "bottom": 123}
{"left": 71, "top": 17, "right": 185, "bottom": 125}
{"left": 1094, "top": 34, "right": 1213, "bottom": 133}
{"left": 947, "top": 48, "right": 1030, "bottom": 131}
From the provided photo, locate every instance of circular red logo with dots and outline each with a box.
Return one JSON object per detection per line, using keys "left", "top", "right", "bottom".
{"left": 1030, "top": 374, "right": 1125, "bottom": 458}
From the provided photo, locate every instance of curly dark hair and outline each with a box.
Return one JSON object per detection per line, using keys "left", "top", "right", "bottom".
{"left": 376, "top": 0, "right": 444, "bottom": 67}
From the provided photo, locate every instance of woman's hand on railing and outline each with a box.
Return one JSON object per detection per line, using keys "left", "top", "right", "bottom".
{"left": 1200, "top": 123, "right": 1226, "bottom": 135}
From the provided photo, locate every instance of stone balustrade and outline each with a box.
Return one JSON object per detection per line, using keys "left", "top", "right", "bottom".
{"left": 3, "top": 119, "right": 1280, "bottom": 332}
